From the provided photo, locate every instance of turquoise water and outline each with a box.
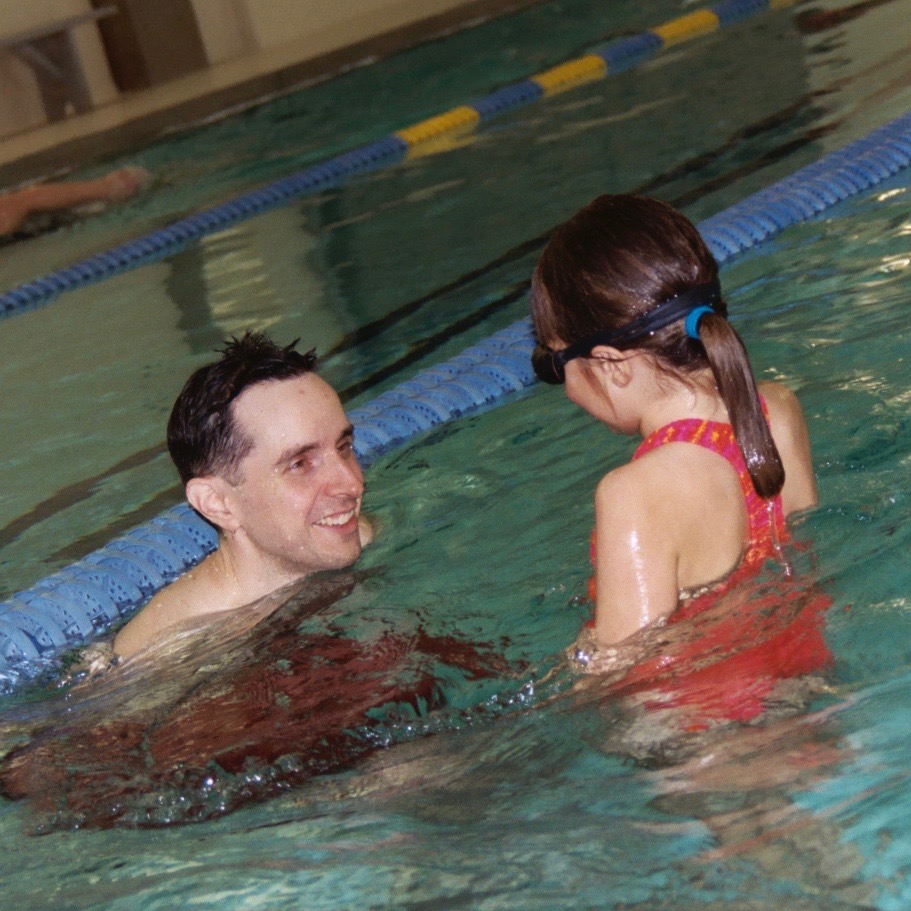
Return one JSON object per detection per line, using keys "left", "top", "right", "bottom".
{"left": 2, "top": 175, "right": 911, "bottom": 909}
{"left": 1, "top": 0, "right": 911, "bottom": 907}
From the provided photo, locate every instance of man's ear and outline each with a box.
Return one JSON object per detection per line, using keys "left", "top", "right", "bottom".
{"left": 589, "top": 345, "right": 634, "bottom": 388}
{"left": 186, "top": 476, "right": 240, "bottom": 532}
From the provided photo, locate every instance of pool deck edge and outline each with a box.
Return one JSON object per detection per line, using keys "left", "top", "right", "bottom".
{"left": 0, "top": 0, "right": 543, "bottom": 188}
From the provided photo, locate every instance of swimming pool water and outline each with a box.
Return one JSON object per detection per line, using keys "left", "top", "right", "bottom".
{"left": 1, "top": 0, "right": 911, "bottom": 908}
{"left": 2, "top": 171, "right": 911, "bottom": 909}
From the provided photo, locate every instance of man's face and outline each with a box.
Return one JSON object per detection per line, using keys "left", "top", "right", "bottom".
{"left": 223, "top": 373, "right": 364, "bottom": 579}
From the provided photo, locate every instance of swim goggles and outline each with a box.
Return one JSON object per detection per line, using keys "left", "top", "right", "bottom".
{"left": 531, "top": 280, "right": 721, "bottom": 385}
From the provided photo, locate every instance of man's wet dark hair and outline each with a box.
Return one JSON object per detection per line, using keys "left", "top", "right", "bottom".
{"left": 167, "top": 332, "right": 317, "bottom": 485}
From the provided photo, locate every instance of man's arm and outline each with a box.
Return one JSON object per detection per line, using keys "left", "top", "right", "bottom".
{"left": 358, "top": 515, "right": 375, "bottom": 547}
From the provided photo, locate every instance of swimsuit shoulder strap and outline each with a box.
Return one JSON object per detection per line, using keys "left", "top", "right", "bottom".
{"left": 633, "top": 412, "right": 788, "bottom": 564}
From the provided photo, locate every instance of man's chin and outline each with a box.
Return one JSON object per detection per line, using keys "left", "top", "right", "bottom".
{"left": 317, "top": 542, "right": 362, "bottom": 572}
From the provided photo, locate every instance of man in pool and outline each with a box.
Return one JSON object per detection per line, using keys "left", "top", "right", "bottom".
{"left": 1, "top": 334, "right": 513, "bottom": 830}
{"left": 113, "top": 331, "right": 371, "bottom": 659}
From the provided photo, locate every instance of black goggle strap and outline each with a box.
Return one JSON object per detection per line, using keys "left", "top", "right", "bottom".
{"left": 553, "top": 280, "right": 722, "bottom": 368}
{"left": 531, "top": 345, "right": 566, "bottom": 384}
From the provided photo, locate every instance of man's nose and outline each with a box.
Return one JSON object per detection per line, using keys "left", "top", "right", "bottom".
{"left": 328, "top": 450, "right": 364, "bottom": 495}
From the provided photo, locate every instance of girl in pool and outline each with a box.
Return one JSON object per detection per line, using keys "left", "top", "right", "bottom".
{"left": 531, "top": 194, "right": 818, "bottom": 650}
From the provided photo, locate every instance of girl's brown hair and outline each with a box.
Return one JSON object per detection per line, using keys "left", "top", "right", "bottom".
{"left": 531, "top": 194, "right": 784, "bottom": 498}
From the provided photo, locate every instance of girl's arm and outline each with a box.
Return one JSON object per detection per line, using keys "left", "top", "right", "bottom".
{"left": 759, "top": 381, "right": 818, "bottom": 516}
{"left": 591, "top": 467, "right": 680, "bottom": 645}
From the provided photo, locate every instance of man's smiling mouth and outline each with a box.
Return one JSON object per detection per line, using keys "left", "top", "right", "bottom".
{"left": 314, "top": 500, "right": 360, "bottom": 528}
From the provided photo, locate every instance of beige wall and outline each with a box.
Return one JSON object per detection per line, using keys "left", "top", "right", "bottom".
{"left": 241, "top": 0, "right": 486, "bottom": 54}
{"left": 189, "top": 0, "right": 492, "bottom": 62}
{"left": 0, "top": 0, "right": 500, "bottom": 149}
{"left": 2, "top": 0, "right": 92, "bottom": 35}
{"left": 0, "top": 55, "right": 46, "bottom": 140}
{"left": 0, "top": 0, "right": 117, "bottom": 143}
{"left": 190, "top": 0, "right": 257, "bottom": 65}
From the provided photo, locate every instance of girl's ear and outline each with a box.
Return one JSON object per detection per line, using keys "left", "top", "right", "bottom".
{"left": 589, "top": 345, "right": 634, "bottom": 388}
{"left": 186, "top": 476, "right": 240, "bottom": 532}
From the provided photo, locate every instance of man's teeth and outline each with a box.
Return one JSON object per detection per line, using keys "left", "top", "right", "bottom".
{"left": 316, "top": 509, "right": 356, "bottom": 527}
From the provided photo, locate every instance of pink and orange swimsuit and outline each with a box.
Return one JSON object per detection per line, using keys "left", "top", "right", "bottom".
{"left": 586, "top": 415, "right": 832, "bottom": 728}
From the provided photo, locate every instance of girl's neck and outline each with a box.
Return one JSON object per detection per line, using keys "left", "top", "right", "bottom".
{"left": 637, "top": 369, "right": 728, "bottom": 438}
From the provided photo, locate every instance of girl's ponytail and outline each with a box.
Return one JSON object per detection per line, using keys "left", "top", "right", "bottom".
{"left": 531, "top": 193, "right": 787, "bottom": 500}
{"left": 695, "top": 312, "right": 785, "bottom": 498}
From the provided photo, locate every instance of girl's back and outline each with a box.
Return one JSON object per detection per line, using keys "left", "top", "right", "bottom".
{"left": 530, "top": 194, "right": 817, "bottom": 647}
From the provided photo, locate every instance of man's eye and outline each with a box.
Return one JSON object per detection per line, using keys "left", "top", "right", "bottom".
{"left": 339, "top": 439, "right": 354, "bottom": 456}
{"left": 289, "top": 457, "right": 312, "bottom": 472}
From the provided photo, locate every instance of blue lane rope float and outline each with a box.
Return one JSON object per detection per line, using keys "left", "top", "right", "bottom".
{"left": 0, "top": 0, "right": 800, "bottom": 319}
{"left": 1, "top": 107, "right": 910, "bottom": 689}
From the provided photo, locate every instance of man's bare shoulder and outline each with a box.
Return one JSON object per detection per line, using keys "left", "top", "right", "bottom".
{"left": 113, "top": 557, "right": 225, "bottom": 659}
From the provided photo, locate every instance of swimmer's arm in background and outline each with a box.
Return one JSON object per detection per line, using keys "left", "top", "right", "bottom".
{"left": 591, "top": 466, "right": 679, "bottom": 646}
{"left": 0, "top": 168, "right": 150, "bottom": 236}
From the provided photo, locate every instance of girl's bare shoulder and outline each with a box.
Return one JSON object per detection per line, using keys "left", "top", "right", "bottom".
{"left": 596, "top": 441, "right": 740, "bottom": 521}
